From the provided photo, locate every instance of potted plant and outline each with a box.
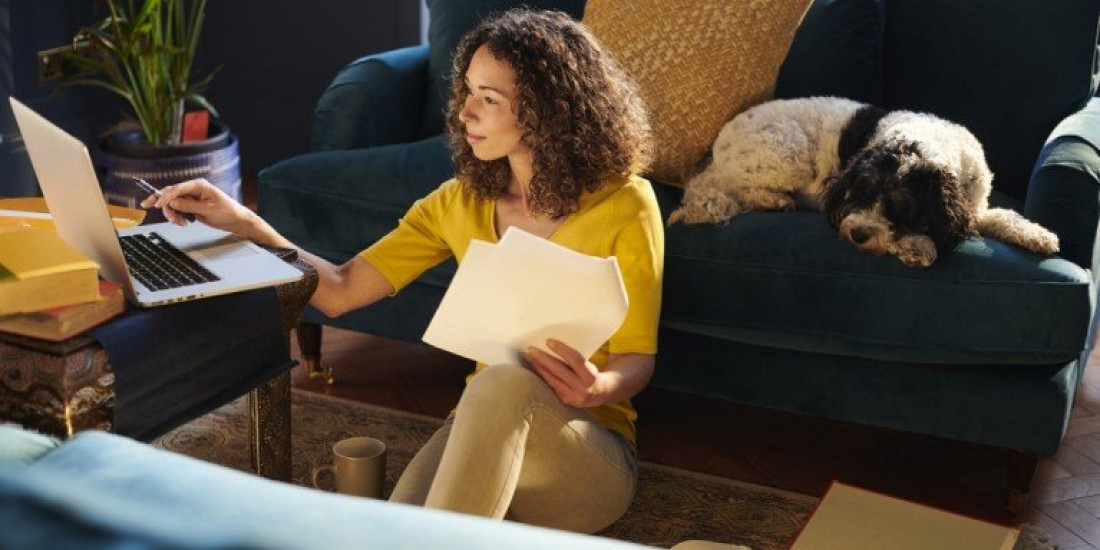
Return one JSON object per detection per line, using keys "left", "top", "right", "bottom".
{"left": 51, "top": 0, "right": 240, "bottom": 219}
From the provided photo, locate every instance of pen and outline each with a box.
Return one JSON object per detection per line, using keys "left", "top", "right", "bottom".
{"left": 132, "top": 177, "right": 195, "bottom": 222}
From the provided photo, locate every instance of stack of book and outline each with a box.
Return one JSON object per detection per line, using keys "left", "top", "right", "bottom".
{"left": 0, "top": 228, "right": 125, "bottom": 342}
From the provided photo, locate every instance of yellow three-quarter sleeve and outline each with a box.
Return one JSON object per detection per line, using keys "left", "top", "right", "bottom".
{"left": 358, "top": 180, "right": 458, "bottom": 293}
{"left": 608, "top": 190, "right": 664, "bottom": 355}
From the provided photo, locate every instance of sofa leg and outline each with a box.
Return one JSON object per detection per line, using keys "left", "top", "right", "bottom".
{"left": 297, "top": 321, "right": 334, "bottom": 385}
{"left": 1006, "top": 450, "right": 1040, "bottom": 515}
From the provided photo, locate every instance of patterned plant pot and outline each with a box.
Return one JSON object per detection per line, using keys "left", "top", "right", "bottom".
{"left": 96, "top": 123, "right": 241, "bottom": 223}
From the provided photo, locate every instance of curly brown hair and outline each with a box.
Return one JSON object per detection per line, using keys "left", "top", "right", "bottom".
{"left": 446, "top": 9, "right": 652, "bottom": 219}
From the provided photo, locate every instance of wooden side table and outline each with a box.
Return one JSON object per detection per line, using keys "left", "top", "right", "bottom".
{"left": 0, "top": 257, "right": 317, "bottom": 482}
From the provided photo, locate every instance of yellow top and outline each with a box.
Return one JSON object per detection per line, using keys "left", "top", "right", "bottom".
{"left": 359, "top": 174, "right": 664, "bottom": 443}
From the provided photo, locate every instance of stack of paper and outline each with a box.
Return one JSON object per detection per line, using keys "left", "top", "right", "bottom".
{"left": 423, "top": 227, "right": 629, "bottom": 366}
{"left": 0, "top": 197, "right": 144, "bottom": 234}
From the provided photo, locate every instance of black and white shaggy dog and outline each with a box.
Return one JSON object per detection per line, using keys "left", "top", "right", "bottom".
{"left": 668, "top": 96, "right": 1059, "bottom": 266}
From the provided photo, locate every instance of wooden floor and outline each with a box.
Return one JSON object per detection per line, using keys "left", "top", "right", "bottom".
{"left": 289, "top": 327, "right": 1100, "bottom": 549}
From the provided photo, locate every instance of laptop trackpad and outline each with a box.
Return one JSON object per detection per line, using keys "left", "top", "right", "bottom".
{"left": 195, "top": 242, "right": 260, "bottom": 262}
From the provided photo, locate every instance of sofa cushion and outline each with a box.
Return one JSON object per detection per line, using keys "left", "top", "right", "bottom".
{"left": 653, "top": 184, "right": 1092, "bottom": 365}
{"left": 655, "top": 329, "right": 1080, "bottom": 455}
{"left": 0, "top": 425, "right": 58, "bottom": 468}
{"left": 0, "top": 431, "right": 645, "bottom": 550}
{"left": 420, "top": 0, "right": 588, "bottom": 139}
{"left": 584, "top": 0, "right": 813, "bottom": 185}
{"left": 775, "top": 0, "right": 885, "bottom": 104}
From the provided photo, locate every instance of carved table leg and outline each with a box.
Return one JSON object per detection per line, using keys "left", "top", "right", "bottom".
{"left": 249, "top": 370, "right": 292, "bottom": 481}
{"left": 297, "top": 321, "right": 334, "bottom": 385}
{"left": 246, "top": 256, "right": 317, "bottom": 482}
{"left": 1006, "top": 450, "right": 1040, "bottom": 515}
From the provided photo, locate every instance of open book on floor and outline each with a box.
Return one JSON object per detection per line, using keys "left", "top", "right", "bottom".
{"left": 791, "top": 481, "right": 1019, "bottom": 550}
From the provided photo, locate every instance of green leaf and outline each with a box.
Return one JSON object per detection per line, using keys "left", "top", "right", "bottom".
{"left": 57, "top": 79, "right": 132, "bottom": 101}
{"left": 185, "top": 94, "right": 219, "bottom": 119}
{"left": 47, "top": 0, "right": 217, "bottom": 145}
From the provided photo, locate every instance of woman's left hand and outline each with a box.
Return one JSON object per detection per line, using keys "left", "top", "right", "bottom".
{"left": 523, "top": 339, "right": 609, "bottom": 408}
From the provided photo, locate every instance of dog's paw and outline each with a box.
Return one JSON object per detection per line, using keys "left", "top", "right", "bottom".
{"left": 667, "top": 189, "right": 740, "bottom": 225}
{"left": 752, "top": 192, "right": 795, "bottom": 212}
{"left": 729, "top": 188, "right": 795, "bottom": 212}
{"left": 1027, "top": 228, "right": 1060, "bottom": 255}
{"left": 976, "top": 208, "right": 1060, "bottom": 255}
{"left": 893, "top": 235, "right": 937, "bottom": 267}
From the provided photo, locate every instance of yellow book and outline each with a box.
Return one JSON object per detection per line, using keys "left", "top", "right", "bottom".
{"left": 0, "top": 228, "right": 101, "bottom": 315}
{"left": 791, "top": 482, "right": 1018, "bottom": 550}
{"left": 0, "top": 280, "right": 124, "bottom": 341}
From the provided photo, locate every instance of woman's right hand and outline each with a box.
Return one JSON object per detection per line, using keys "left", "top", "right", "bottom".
{"left": 140, "top": 178, "right": 260, "bottom": 239}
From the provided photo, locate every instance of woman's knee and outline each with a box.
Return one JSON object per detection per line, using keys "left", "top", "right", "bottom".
{"left": 510, "top": 476, "right": 634, "bottom": 534}
{"left": 389, "top": 420, "right": 451, "bottom": 505}
{"left": 458, "top": 364, "right": 546, "bottom": 414}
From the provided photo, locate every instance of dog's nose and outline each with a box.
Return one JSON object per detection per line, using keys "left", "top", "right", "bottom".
{"left": 850, "top": 226, "right": 873, "bottom": 245}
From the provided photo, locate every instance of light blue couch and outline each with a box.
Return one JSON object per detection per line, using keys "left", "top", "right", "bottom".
{"left": 0, "top": 425, "right": 647, "bottom": 550}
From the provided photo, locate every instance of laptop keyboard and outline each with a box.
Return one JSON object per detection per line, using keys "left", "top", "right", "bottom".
{"left": 120, "top": 232, "right": 221, "bottom": 291}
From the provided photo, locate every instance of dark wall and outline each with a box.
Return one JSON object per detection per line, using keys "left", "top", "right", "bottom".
{"left": 0, "top": 0, "right": 422, "bottom": 197}
{"left": 198, "top": 1, "right": 422, "bottom": 175}
{"left": 0, "top": 0, "right": 124, "bottom": 197}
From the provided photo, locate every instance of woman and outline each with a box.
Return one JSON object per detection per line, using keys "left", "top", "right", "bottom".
{"left": 144, "top": 9, "right": 662, "bottom": 533}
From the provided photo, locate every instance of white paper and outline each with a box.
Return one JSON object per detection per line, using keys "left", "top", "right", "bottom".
{"left": 422, "top": 227, "right": 629, "bottom": 366}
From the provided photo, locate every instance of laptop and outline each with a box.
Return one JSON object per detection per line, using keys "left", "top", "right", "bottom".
{"left": 9, "top": 97, "right": 303, "bottom": 307}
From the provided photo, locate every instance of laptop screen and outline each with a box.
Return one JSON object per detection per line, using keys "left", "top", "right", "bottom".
{"left": 9, "top": 97, "right": 134, "bottom": 288}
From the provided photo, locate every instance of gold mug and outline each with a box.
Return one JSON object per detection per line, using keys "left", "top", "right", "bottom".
{"left": 311, "top": 436, "right": 387, "bottom": 499}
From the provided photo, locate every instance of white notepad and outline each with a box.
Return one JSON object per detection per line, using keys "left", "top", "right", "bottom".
{"left": 422, "top": 227, "right": 629, "bottom": 366}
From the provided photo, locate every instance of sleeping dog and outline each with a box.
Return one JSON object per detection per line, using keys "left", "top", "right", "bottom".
{"left": 667, "top": 96, "right": 1059, "bottom": 266}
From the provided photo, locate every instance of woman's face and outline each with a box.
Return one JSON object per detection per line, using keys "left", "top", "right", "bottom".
{"left": 459, "top": 45, "right": 529, "bottom": 162}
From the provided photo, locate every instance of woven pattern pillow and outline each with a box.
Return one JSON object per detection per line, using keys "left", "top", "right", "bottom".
{"left": 584, "top": 0, "right": 812, "bottom": 185}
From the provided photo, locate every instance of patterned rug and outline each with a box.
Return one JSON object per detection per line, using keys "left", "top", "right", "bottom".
{"left": 154, "top": 389, "right": 813, "bottom": 549}
{"left": 153, "top": 389, "right": 1053, "bottom": 550}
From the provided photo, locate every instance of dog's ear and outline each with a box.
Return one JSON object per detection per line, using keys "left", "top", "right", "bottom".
{"left": 824, "top": 146, "right": 897, "bottom": 227}
{"left": 821, "top": 175, "right": 846, "bottom": 228}
{"left": 908, "top": 163, "right": 976, "bottom": 247}
{"left": 823, "top": 149, "right": 871, "bottom": 227}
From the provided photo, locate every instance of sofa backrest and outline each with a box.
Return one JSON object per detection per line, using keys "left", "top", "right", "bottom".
{"left": 775, "top": 0, "right": 885, "bottom": 106}
{"left": 779, "top": 0, "right": 1100, "bottom": 202}
{"left": 883, "top": 0, "right": 1100, "bottom": 201}
{"left": 424, "top": 0, "right": 1100, "bottom": 202}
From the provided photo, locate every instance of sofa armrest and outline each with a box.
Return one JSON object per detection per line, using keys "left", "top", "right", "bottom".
{"left": 0, "top": 425, "right": 58, "bottom": 468}
{"left": 312, "top": 45, "right": 430, "bottom": 152}
{"left": 0, "top": 431, "right": 647, "bottom": 550}
{"left": 1025, "top": 98, "right": 1100, "bottom": 271}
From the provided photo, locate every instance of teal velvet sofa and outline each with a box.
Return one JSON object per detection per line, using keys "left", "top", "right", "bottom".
{"left": 258, "top": 0, "right": 1100, "bottom": 509}
{"left": 0, "top": 424, "right": 648, "bottom": 550}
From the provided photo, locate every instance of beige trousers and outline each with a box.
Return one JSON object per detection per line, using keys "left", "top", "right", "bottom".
{"left": 389, "top": 364, "right": 638, "bottom": 533}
